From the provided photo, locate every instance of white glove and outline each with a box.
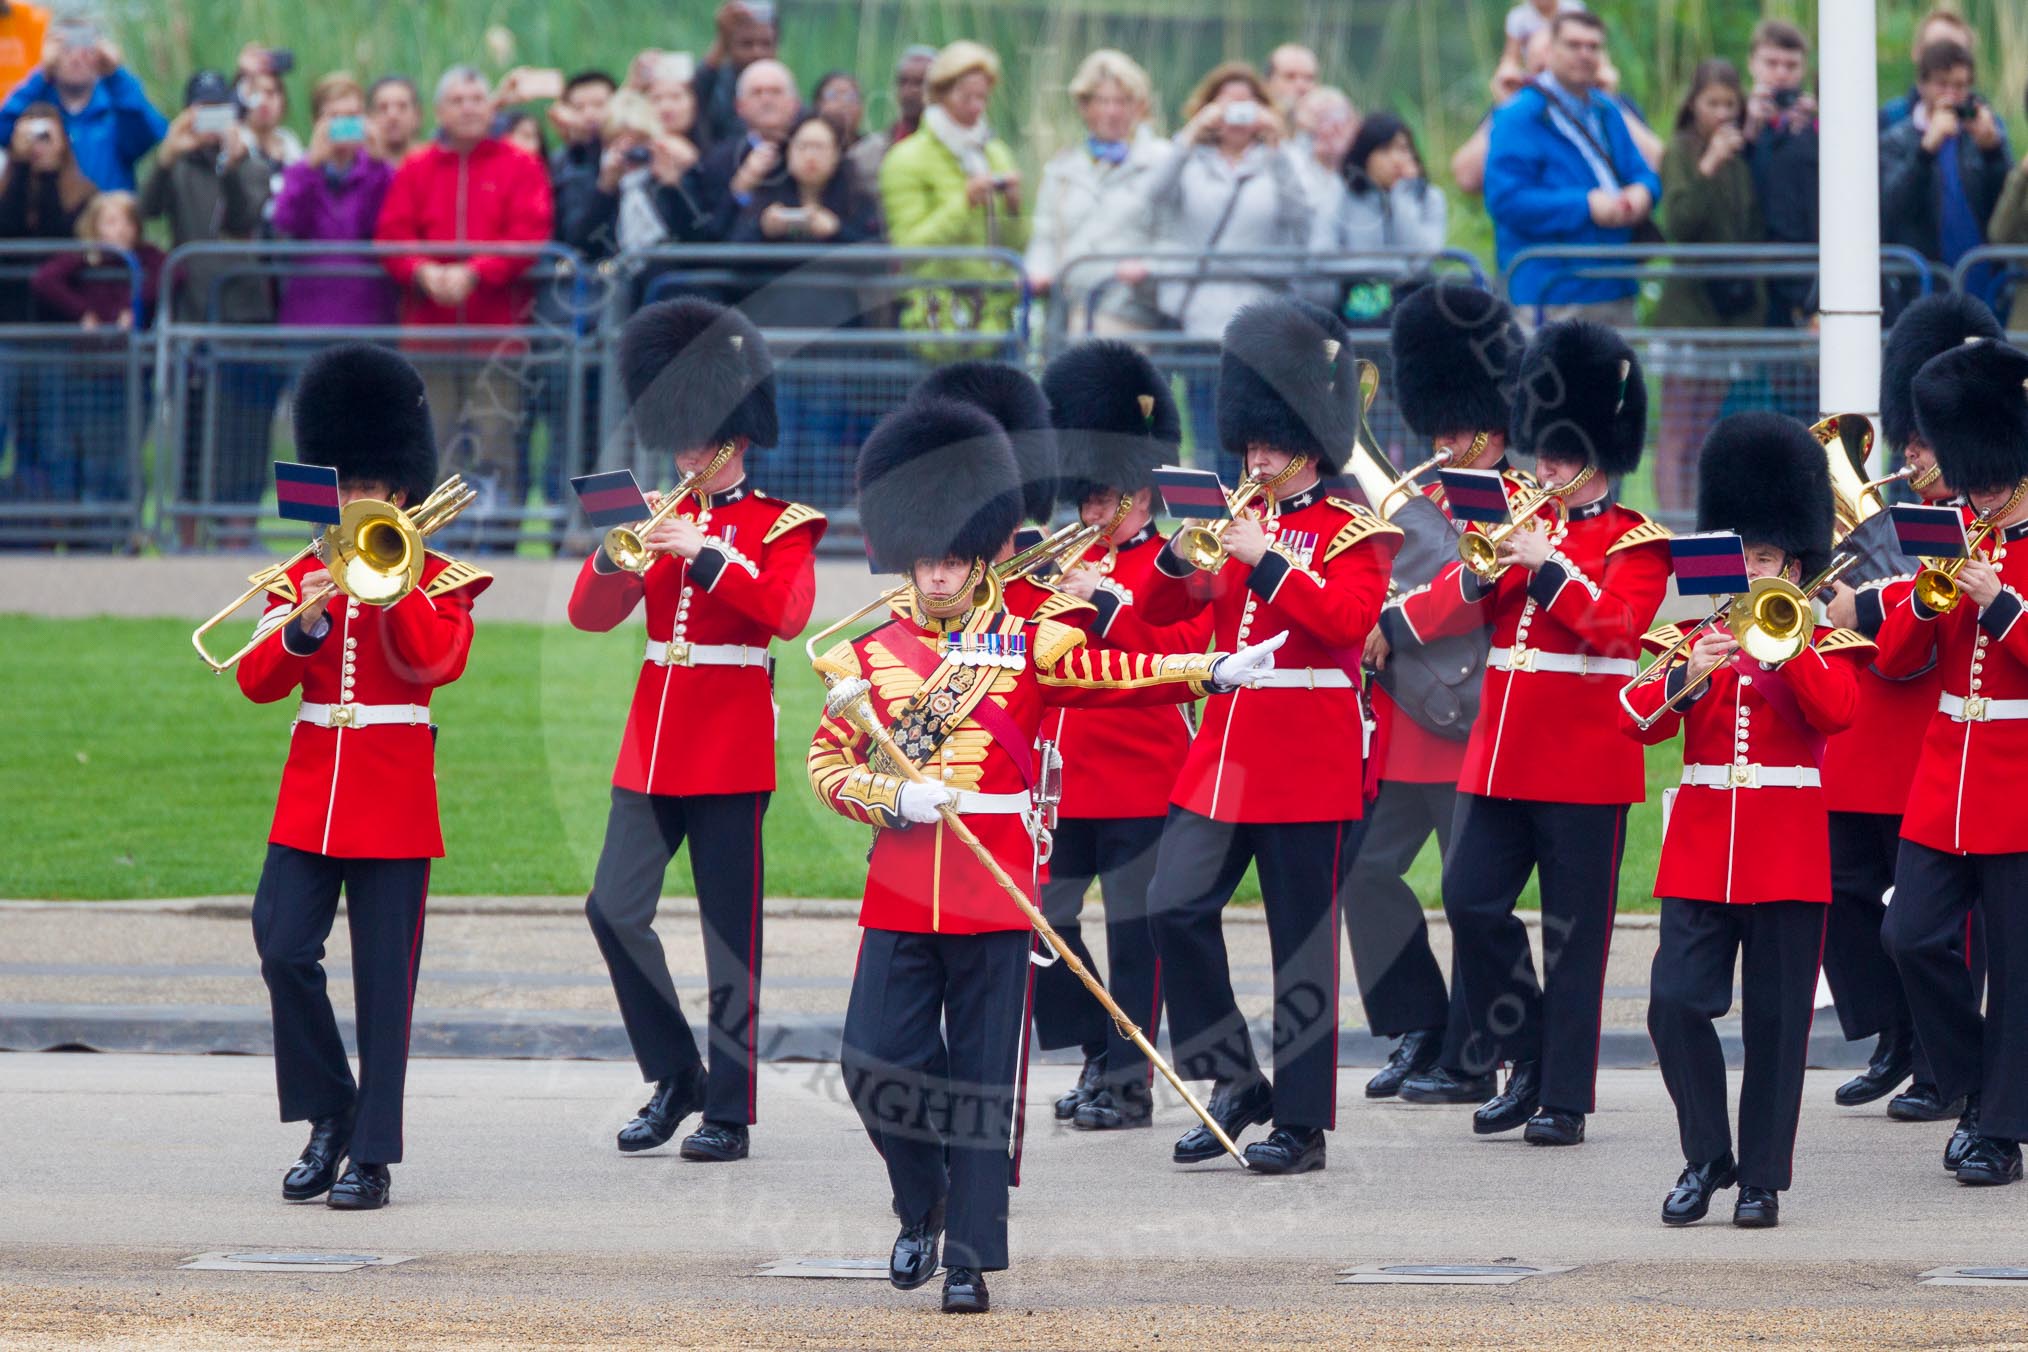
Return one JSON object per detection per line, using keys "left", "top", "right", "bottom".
{"left": 896, "top": 781, "right": 955, "bottom": 825}
{"left": 1210, "top": 630, "right": 1288, "bottom": 690}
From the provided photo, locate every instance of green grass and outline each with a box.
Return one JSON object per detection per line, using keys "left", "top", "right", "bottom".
{"left": 0, "top": 614, "right": 1678, "bottom": 904}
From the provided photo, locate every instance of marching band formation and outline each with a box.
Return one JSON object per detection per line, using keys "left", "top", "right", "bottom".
{"left": 205, "top": 274, "right": 2028, "bottom": 1312}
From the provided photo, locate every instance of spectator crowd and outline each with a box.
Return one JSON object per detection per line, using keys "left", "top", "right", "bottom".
{"left": 2, "top": 1, "right": 2027, "bottom": 543}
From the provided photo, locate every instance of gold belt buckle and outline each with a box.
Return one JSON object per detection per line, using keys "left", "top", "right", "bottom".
{"left": 1729, "top": 763, "right": 1758, "bottom": 789}
{"left": 664, "top": 641, "right": 693, "bottom": 667}
{"left": 1506, "top": 645, "right": 1536, "bottom": 673}
{"left": 327, "top": 704, "right": 355, "bottom": 729}
{"left": 1962, "top": 696, "right": 1989, "bottom": 722}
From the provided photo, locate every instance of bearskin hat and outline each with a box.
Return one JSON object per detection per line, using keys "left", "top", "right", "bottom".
{"left": 856, "top": 397, "right": 1023, "bottom": 573}
{"left": 619, "top": 297, "right": 778, "bottom": 454}
{"left": 1696, "top": 411, "right": 1835, "bottom": 581}
{"left": 1042, "top": 340, "right": 1180, "bottom": 509}
{"left": 292, "top": 343, "right": 436, "bottom": 505}
{"left": 1881, "top": 292, "right": 2004, "bottom": 453}
{"left": 1508, "top": 320, "right": 1647, "bottom": 477}
{"left": 1912, "top": 339, "right": 2028, "bottom": 496}
{"left": 1215, "top": 298, "right": 1360, "bottom": 471}
{"left": 910, "top": 360, "right": 1057, "bottom": 524}
{"left": 1388, "top": 281, "right": 1523, "bottom": 441}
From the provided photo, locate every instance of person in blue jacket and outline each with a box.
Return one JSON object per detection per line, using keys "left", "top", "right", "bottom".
{"left": 0, "top": 23, "right": 167, "bottom": 192}
{"left": 1484, "top": 9, "right": 1660, "bottom": 323}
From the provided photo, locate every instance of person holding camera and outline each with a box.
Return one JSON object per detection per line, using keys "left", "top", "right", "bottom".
{"left": 269, "top": 72, "right": 395, "bottom": 328}
{"left": 0, "top": 16, "right": 164, "bottom": 192}
{"left": 1880, "top": 38, "right": 2011, "bottom": 319}
{"left": 1739, "top": 20, "right": 1818, "bottom": 328}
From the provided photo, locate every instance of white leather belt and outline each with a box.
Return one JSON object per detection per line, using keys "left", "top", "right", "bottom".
{"left": 1237, "top": 667, "right": 1355, "bottom": 690}
{"left": 296, "top": 701, "right": 431, "bottom": 729}
{"left": 1941, "top": 693, "right": 2028, "bottom": 722}
{"left": 951, "top": 789, "right": 1033, "bottom": 815}
{"left": 1682, "top": 763, "right": 1821, "bottom": 790}
{"left": 644, "top": 640, "right": 769, "bottom": 669}
{"left": 1489, "top": 645, "right": 1637, "bottom": 678}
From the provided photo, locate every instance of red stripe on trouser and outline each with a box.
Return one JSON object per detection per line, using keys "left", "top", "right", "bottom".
{"left": 747, "top": 794, "right": 762, "bottom": 1121}
{"left": 403, "top": 861, "right": 430, "bottom": 1058}
{"left": 1330, "top": 823, "right": 1343, "bottom": 1130}
{"left": 1145, "top": 957, "right": 1163, "bottom": 1091}
{"left": 1588, "top": 811, "right": 1624, "bottom": 1109}
{"left": 1011, "top": 957, "right": 1036, "bottom": 1187}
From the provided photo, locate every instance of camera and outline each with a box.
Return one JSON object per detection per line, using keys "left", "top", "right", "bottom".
{"left": 191, "top": 103, "right": 238, "bottom": 137}
{"left": 267, "top": 48, "right": 295, "bottom": 77}
{"left": 327, "top": 114, "right": 366, "bottom": 145}
{"left": 1772, "top": 87, "right": 1799, "bottom": 110}
{"left": 1223, "top": 100, "right": 1260, "bottom": 128}
{"left": 22, "top": 117, "right": 54, "bottom": 143}
{"left": 1955, "top": 96, "right": 1982, "bottom": 121}
{"left": 623, "top": 144, "right": 653, "bottom": 167}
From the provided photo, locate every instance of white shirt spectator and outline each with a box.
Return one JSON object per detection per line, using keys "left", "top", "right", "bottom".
{"left": 1144, "top": 137, "right": 1311, "bottom": 336}
{"left": 1025, "top": 123, "right": 1165, "bottom": 325}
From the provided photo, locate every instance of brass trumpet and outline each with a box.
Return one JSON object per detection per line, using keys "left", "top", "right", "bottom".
{"left": 1911, "top": 478, "right": 2028, "bottom": 613}
{"left": 191, "top": 475, "right": 478, "bottom": 673}
{"left": 1457, "top": 466, "right": 1595, "bottom": 580}
{"left": 603, "top": 440, "right": 738, "bottom": 573}
{"left": 1169, "top": 474, "right": 1281, "bottom": 572}
{"left": 995, "top": 492, "right": 1133, "bottom": 584}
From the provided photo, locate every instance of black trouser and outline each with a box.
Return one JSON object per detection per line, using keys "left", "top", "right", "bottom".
{"left": 1443, "top": 795, "right": 1628, "bottom": 1112}
{"left": 585, "top": 786, "right": 768, "bottom": 1125}
{"left": 1886, "top": 843, "right": 2028, "bottom": 1142}
{"left": 1649, "top": 898, "right": 1826, "bottom": 1191}
{"left": 1343, "top": 778, "right": 1469, "bottom": 1064}
{"left": 251, "top": 843, "right": 429, "bottom": 1165}
{"left": 1824, "top": 811, "right": 1936, "bottom": 1084}
{"left": 842, "top": 927, "right": 1032, "bottom": 1273}
{"left": 1147, "top": 809, "right": 1359, "bottom": 1131}
{"left": 1031, "top": 815, "right": 1166, "bottom": 1095}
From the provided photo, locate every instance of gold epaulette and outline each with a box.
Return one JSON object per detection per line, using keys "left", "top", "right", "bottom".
{"left": 1030, "top": 617, "right": 1085, "bottom": 668}
{"left": 763, "top": 501, "right": 827, "bottom": 544}
{"left": 1029, "top": 585, "right": 1099, "bottom": 624}
{"left": 423, "top": 551, "right": 493, "bottom": 598}
{"left": 1609, "top": 515, "right": 1674, "bottom": 555}
{"left": 814, "top": 638, "right": 863, "bottom": 682}
{"left": 1322, "top": 499, "right": 1406, "bottom": 560}
{"left": 1641, "top": 623, "right": 1689, "bottom": 655}
{"left": 255, "top": 566, "right": 298, "bottom": 604}
{"left": 1816, "top": 628, "right": 1877, "bottom": 657}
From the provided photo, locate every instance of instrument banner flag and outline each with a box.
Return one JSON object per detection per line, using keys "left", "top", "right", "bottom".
{"left": 1891, "top": 504, "right": 1969, "bottom": 559}
{"left": 273, "top": 461, "right": 341, "bottom": 526}
{"left": 571, "top": 470, "right": 652, "bottom": 528}
{"left": 1669, "top": 531, "right": 1750, "bottom": 595}
{"left": 1153, "top": 465, "right": 1232, "bottom": 518}
{"left": 1436, "top": 468, "right": 1511, "bottom": 524}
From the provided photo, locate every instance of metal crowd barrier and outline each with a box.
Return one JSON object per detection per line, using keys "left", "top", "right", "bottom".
{"left": 1498, "top": 243, "right": 1938, "bottom": 325}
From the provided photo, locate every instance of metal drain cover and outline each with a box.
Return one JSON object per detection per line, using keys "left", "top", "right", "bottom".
{"left": 181, "top": 1251, "right": 416, "bottom": 1273}
{"left": 1339, "top": 1262, "right": 1571, "bottom": 1286}
{"left": 1919, "top": 1266, "right": 2028, "bottom": 1286}
{"left": 756, "top": 1257, "right": 894, "bottom": 1280}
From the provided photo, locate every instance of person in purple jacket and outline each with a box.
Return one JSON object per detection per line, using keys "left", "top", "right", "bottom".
{"left": 269, "top": 71, "right": 396, "bottom": 327}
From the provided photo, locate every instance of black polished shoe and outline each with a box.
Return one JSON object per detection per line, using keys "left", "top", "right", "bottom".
{"left": 940, "top": 1266, "right": 989, "bottom": 1314}
{"left": 1887, "top": 1082, "right": 1963, "bottom": 1122}
{"left": 1365, "top": 1029, "right": 1443, "bottom": 1099}
{"left": 1243, "top": 1126, "right": 1326, "bottom": 1174}
{"left": 617, "top": 1072, "right": 705, "bottom": 1154}
{"left": 1523, "top": 1107, "right": 1585, "bottom": 1146}
{"left": 325, "top": 1161, "right": 391, "bottom": 1210}
{"left": 1054, "top": 1053, "right": 1106, "bottom": 1120}
{"left": 1733, "top": 1185, "right": 1780, "bottom": 1227}
{"left": 889, "top": 1202, "right": 944, "bottom": 1291}
{"left": 678, "top": 1120, "right": 749, "bottom": 1162}
{"left": 1834, "top": 1025, "right": 1913, "bottom": 1106}
{"left": 1073, "top": 1086, "right": 1152, "bottom": 1131}
{"left": 1945, "top": 1097, "right": 1981, "bottom": 1173}
{"left": 1472, "top": 1061, "right": 1541, "bottom": 1136}
{"left": 1955, "top": 1136, "right": 2024, "bottom": 1187}
{"left": 1172, "top": 1077, "right": 1273, "bottom": 1164}
{"left": 1399, "top": 1065, "right": 1499, "bottom": 1105}
{"left": 1661, "top": 1152, "right": 1738, "bottom": 1226}
{"left": 281, "top": 1110, "right": 354, "bottom": 1201}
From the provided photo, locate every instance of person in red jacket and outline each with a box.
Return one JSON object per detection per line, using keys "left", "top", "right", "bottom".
{"left": 811, "top": 398, "right": 1280, "bottom": 1313}
{"left": 1627, "top": 412, "right": 1867, "bottom": 1228}
{"left": 569, "top": 299, "right": 824, "bottom": 1163}
{"left": 1382, "top": 320, "right": 1672, "bottom": 1147}
{"left": 1355, "top": 282, "right": 1524, "bottom": 1105}
{"left": 373, "top": 65, "right": 554, "bottom": 537}
{"left": 237, "top": 345, "right": 490, "bottom": 1210}
{"left": 1035, "top": 341, "right": 1215, "bottom": 1131}
{"left": 1879, "top": 337, "right": 2028, "bottom": 1188}
{"left": 1818, "top": 293, "right": 1997, "bottom": 1120}
{"left": 1124, "top": 299, "right": 1402, "bottom": 1175}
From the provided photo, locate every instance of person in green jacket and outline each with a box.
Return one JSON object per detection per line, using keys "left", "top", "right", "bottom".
{"left": 878, "top": 40, "right": 1026, "bottom": 346}
{"left": 1653, "top": 59, "right": 1764, "bottom": 513}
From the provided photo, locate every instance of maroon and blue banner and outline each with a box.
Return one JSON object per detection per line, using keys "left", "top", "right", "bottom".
{"left": 1669, "top": 531, "right": 1750, "bottom": 596}
{"left": 571, "top": 470, "right": 651, "bottom": 528}
{"left": 273, "top": 461, "right": 342, "bottom": 526}
{"left": 1891, "top": 504, "right": 1970, "bottom": 560}
{"left": 1437, "top": 468, "right": 1512, "bottom": 524}
{"left": 1152, "top": 465, "right": 1232, "bottom": 518}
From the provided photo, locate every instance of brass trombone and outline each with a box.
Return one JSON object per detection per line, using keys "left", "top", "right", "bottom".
{"left": 996, "top": 492, "right": 1133, "bottom": 584}
{"left": 191, "top": 475, "right": 478, "bottom": 673}
{"left": 1912, "top": 478, "right": 2028, "bottom": 613}
{"left": 603, "top": 440, "right": 738, "bottom": 573}
{"left": 1457, "top": 465, "right": 1595, "bottom": 580}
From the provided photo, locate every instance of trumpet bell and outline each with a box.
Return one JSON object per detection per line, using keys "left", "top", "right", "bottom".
{"left": 1733, "top": 576, "right": 1810, "bottom": 664}
{"left": 603, "top": 524, "right": 653, "bottom": 574}
{"left": 1912, "top": 565, "right": 1962, "bottom": 614}
{"left": 330, "top": 499, "right": 425, "bottom": 604}
{"left": 1459, "top": 530, "right": 1501, "bottom": 579}
{"left": 1170, "top": 522, "right": 1226, "bottom": 572}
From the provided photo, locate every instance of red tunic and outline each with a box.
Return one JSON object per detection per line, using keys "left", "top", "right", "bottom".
{"left": 567, "top": 482, "right": 824, "bottom": 797}
{"left": 1622, "top": 624, "right": 1868, "bottom": 904}
{"left": 809, "top": 598, "right": 1224, "bottom": 933}
{"left": 1820, "top": 571, "right": 1945, "bottom": 816}
{"left": 1389, "top": 496, "right": 1671, "bottom": 805}
{"left": 1050, "top": 526, "right": 1214, "bottom": 819}
{"left": 236, "top": 550, "right": 490, "bottom": 859}
{"left": 1127, "top": 489, "right": 1400, "bottom": 824}
{"left": 1873, "top": 515, "right": 2028, "bottom": 855}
